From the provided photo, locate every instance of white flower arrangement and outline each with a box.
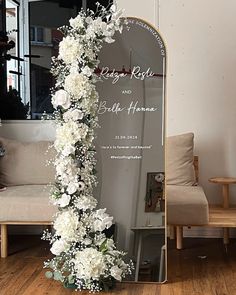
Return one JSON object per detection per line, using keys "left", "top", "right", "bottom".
{"left": 43, "top": 2, "right": 133, "bottom": 292}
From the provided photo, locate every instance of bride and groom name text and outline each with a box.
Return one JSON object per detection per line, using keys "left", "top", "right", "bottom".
{"left": 98, "top": 100, "right": 157, "bottom": 115}
{"left": 100, "top": 66, "right": 154, "bottom": 84}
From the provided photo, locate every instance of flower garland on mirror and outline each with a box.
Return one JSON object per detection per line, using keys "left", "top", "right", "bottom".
{"left": 42, "top": 3, "right": 133, "bottom": 292}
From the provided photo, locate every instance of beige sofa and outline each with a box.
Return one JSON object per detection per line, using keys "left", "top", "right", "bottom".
{"left": 0, "top": 137, "right": 57, "bottom": 258}
{"left": 166, "top": 133, "right": 209, "bottom": 249}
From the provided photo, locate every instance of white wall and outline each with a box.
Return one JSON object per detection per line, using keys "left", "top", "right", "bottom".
{"left": 159, "top": 0, "right": 236, "bottom": 206}
{"left": 117, "top": 0, "right": 236, "bottom": 238}
{"left": 117, "top": 0, "right": 159, "bottom": 28}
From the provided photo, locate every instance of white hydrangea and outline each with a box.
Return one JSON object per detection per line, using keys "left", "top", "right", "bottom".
{"left": 64, "top": 72, "right": 92, "bottom": 99}
{"left": 67, "top": 181, "right": 79, "bottom": 195}
{"left": 52, "top": 89, "right": 71, "bottom": 109}
{"left": 72, "top": 248, "right": 106, "bottom": 280}
{"left": 50, "top": 239, "right": 70, "bottom": 255}
{"left": 92, "top": 209, "right": 113, "bottom": 232}
{"left": 54, "top": 210, "right": 79, "bottom": 242}
{"left": 55, "top": 158, "right": 79, "bottom": 189}
{"left": 75, "top": 195, "right": 97, "bottom": 211}
{"left": 54, "top": 121, "right": 89, "bottom": 151}
{"left": 59, "top": 36, "right": 83, "bottom": 64}
{"left": 110, "top": 265, "right": 123, "bottom": 281}
{"left": 60, "top": 174, "right": 78, "bottom": 188}
{"left": 69, "top": 15, "right": 84, "bottom": 29}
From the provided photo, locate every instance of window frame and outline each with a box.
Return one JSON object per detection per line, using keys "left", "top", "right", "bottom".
{"left": 6, "top": 0, "right": 21, "bottom": 93}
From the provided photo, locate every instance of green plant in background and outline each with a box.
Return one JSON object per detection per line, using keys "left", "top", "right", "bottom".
{"left": 0, "top": 88, "right": 29, "bottom": 119}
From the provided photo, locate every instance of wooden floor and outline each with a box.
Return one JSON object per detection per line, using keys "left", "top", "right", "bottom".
{"left": 1, "top": 236, "right": 236, "bottom": 294}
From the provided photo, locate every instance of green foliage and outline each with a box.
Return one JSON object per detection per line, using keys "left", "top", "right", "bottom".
{"left": 45, "top": 271, "right": 53, "bottom": 279}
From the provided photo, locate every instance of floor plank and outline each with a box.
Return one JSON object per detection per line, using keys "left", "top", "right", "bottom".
{"left": 1, "top": 236, "right": 236, "bottom": 294}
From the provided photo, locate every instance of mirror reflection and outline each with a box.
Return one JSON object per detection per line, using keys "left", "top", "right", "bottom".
{"left": 96, "top": 17, "right": 166, "bottom": 282}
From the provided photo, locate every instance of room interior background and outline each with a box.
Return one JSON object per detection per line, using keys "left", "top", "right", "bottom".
{"left": 1, "top": 0, "right": 236, "bottom": 238}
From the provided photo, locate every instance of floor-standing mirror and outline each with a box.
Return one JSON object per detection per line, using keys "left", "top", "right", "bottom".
{"left": 96, "top": 17, "right": 167, "bottom": 282}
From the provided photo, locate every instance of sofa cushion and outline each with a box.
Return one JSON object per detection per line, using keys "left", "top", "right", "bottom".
{"left": 167, "top": 185, "right": 209, "bottom": 225}
{"left": 166, "top": 133, "right": 196, "bottom": 186}
{"left": 0, "top": 185, "right": 57, "bottom": 222}
{"left": 0, "top": 137, "right": 56, "bottom": 186}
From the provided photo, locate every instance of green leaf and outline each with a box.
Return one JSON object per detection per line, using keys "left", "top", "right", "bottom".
{"left": 45, "top": 271, "right": 53, "bottom": 279}
{"left": 99, "top": 239, "right": 108, "bottom": 253}
{"left": 68, "top": 274, "right": 75, "bottom": 284}
{"left": 53, "top": 271, "right": 63, "bottom": 282}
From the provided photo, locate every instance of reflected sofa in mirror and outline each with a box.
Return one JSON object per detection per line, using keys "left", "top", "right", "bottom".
{"left": 95, "top": 17, "right": 167, "bottom": 283}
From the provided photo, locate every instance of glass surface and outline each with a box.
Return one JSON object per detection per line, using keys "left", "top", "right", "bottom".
{"left": 29, "top": 0, "right": 78, "bottom": 119}
{"left": 28, "top": 0, "right": 111, "bottom": 119}
{"left": 96, "top": 18, "right": 166, "bottom": 282}
{"left": 6, "top": 0, "right": 19, "bottom": 92}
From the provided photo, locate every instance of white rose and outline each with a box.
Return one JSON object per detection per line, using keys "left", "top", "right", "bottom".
{"left": 62, "top": 145, "right": 76, "bottom": 157}
{"left": 50, "top": 239, "right": 70, "bottom": 255}
{"left": 67, "top": 182, "right": 78, "bottom": 195}
{"left": 52, "top": 90, "right": 71, "bottom": 109}
{"left": 110, "top": 265, "right": 123, "bottom": 281}
{"left": 58, "top": 193, "right": 71, "bottom": 207}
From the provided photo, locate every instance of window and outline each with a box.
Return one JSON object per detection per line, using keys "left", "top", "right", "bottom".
{"left": 6, "top": 0, "right": 20, "bottom": 92}
{"left": 6, "top": 0, "right": 114, "bottom": 119}
{"left": 30, "top": 26, "right": 44, "bottom": 43}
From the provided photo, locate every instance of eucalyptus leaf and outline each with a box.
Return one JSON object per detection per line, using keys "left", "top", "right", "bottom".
{"left": 68, "top": 274, "right": 75, "bottom": 284}
{"left": 53, "top": 271, "right": 64, "bottom": 282}
{"left": 45, "top": 271, "right": 53, "bottom": 279}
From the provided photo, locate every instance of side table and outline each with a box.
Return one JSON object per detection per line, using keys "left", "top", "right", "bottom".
{"left": 131, "top": 226, "right": 165, "bottom": 282}
{"left": 209, "top": 177, "right": 236, "bottom": 245}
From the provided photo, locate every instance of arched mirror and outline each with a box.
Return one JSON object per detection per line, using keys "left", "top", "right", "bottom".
{"left": 96, "top": 17, "right": 167, "bottom": 283}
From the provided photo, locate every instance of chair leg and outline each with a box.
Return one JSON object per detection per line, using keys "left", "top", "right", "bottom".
{"left": 1, "top": 224, "right": 8, "bottom": 258}
{"left": 176, "top": 226, "right": 183, "bottom": 250}
{"left": 158, "top": 245, "right": 166, "bottom": 282}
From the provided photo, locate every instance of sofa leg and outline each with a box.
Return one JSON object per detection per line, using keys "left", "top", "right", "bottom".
{"left": 1, "top": 224, "right": 8, "bottom": 258}
{"left": 176, "top": 226, "right": 183, "bottom": 250}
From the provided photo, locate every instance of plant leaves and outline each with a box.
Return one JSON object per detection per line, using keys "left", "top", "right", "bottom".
{"left": 45, "top": 271, "right": 53, "bottom": 279}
